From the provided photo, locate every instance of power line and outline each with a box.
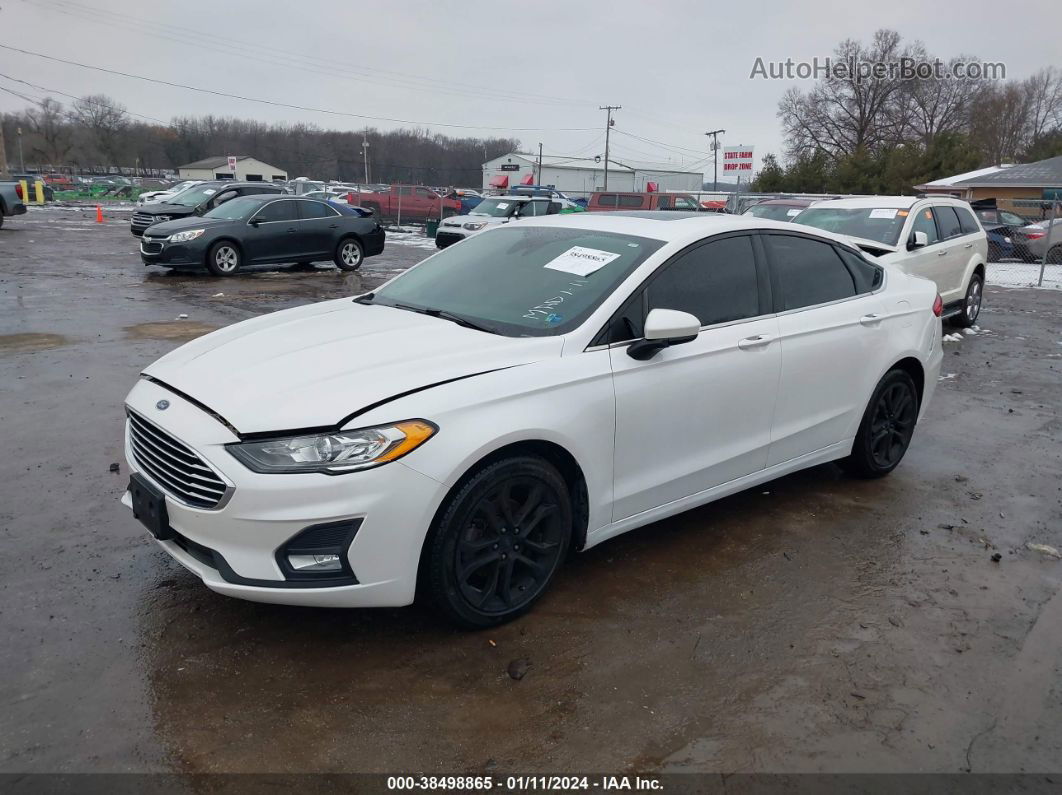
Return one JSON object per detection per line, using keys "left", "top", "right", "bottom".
{"left": 0, "top": 71, "right": 170, "bottom": 124}
{"left": 0, "top": 44, "right": 599, "bottom": 133}
{"left": 22, "top": 0, "right": 591, "bottom": 110}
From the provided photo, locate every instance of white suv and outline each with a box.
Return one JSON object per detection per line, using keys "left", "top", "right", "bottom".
{"left": 795, "top": 197, "right": 987, "bottom": 326}
{"left": 435, "top": 195, "right": 580, "bottom": 248}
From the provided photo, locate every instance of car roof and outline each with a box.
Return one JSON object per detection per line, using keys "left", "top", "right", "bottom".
{"left": 755, "top": 198, "right": 815, "bottom": 206}
{"left": 515, "top": 211, "right": 865, "bottom": 249}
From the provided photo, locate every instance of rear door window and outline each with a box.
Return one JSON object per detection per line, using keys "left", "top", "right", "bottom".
{"left": 766, "top": 234, "right": 856, "bottom": 310}
{"left": 955, "top": 206, "right": 980, "bottom": 234}
{"left": 595, "top": 194, "right": 618, "bottom": 208}
{"left": 617, "top": 195, "right": 644, "bottom": 208}
{"left": 298, "top": 200, "right": 338, "bottom": 219}
{"left": 935, "top": 206, "right": 963, "bottom": 239}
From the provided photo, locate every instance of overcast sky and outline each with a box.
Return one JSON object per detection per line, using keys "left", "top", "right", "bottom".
{"left": 1, "top": 0, "right": 1060, "bottom": 178}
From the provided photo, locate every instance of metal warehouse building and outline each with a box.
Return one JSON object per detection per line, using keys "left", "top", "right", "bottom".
{"left": 482, "top": 152, "right": 703, "bottom": 194}
{"left": 177, "top": 156, "right": 288, "bottom": 182}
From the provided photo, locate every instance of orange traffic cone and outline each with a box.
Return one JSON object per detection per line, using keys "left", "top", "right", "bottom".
{"left": 96, "top": 205, "right": 103, "bottom": 223}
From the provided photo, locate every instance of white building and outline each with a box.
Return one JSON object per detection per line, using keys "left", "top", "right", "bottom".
{"left": 177, "top": 156, "right": 288, "bottom": 183}
{"left": 482, "top": 152, "right": 703, "bottom": 195}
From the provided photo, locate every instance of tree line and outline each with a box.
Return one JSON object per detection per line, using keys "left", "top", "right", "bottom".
{"left": 0, "top": 94, "right": 519, "bottom": 187}
{"left": 752, "top": 29, "right": 1062, "bottom": 194}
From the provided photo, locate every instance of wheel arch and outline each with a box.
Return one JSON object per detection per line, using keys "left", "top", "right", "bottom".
{"left": 205, "top": 236, "right": 244, "bottom": 265}
{"left": 889, "top": 356, "right": 925, "bottom": 406}
{"left": 421, "top": 438, "right": 591, "bottom": 563}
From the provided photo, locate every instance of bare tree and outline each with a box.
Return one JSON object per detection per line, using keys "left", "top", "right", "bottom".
{"left": 25, "top": 97, "right": 72, "bottom": 167}
{"left": 1023, "top": 67, "right": 1062, "bottom": 141}
{"left": 968, "top": 82, "right": 1030, "bottom": 165}
{"left": 900, "top": 46, "right": 981, "bottom": 145}
{"left": 778, "top": 29, "right": 911, "bottom": 158}
{"left": 70, "top": 95, "right": 129, "bottom": 170}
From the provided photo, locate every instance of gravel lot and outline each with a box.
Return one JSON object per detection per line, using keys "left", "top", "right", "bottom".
{"left": 1, "top": 205, "right": 1061, "bottom": 776}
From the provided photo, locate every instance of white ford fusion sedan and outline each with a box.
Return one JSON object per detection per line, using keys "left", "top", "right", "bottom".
{"left": 122, "top": 212, "right": 943, "bottom": 627}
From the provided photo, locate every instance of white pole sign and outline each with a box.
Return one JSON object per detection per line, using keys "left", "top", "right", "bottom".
{"left": 227, "top": 156, "right": 238, "bottom": 176}
{"left": 722, "top": 146, "right": 754, "bottom": 175}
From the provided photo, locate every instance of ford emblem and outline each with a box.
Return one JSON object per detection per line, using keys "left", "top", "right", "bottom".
{"left": 156, "top": 400, "right": 170, "bottom": 411}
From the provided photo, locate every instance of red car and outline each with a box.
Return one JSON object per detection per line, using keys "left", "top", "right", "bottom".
{"left": 43, "top": 174, "right": 75, "bottom": 190}
{"left": 586, "top": 192, "right": 702, "bottom": 212}
{"left": 359, "top": 185, "right": 461, "bottom": 222}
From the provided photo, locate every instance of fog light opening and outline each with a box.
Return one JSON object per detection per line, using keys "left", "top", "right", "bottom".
{"left": 287, "top": 553, "right": 343, "bottom": 572}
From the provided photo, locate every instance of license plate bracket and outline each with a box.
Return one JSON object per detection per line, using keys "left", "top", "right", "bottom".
{"left": 129, "top": 473, "right": 172, "bottom": 540}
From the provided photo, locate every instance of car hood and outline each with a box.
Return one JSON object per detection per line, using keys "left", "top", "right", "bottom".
{"left": 140, "top": 201, "right": 197, "bottom": 216}
{"left": 145, "top": 216, "right": 235, "bottom": 236}
{"left": 143, "top": 298, "right": 562, "bottom": 433}
{"left": 844, "top": 235, "right": 899, "bottom": 257}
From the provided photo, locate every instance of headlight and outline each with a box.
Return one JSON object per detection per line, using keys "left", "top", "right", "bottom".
{"left": 1004, "top": 236, "right": 1012, "bottom": 243}
{"left": 154, "top": 215, "right": 171, "bottom": 222}
{"left": 463, "top": 221, "right": 488, "bottom": 231}
{"left": 227, "top": 420, "right": 437, "bottom": 474}
{"left": 168, "top": 229, "right": 204, "bottom": 242}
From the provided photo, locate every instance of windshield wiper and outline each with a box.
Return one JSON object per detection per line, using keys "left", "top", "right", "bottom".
{"left": 391, "top": 303, "right": 498, "bottom": 334}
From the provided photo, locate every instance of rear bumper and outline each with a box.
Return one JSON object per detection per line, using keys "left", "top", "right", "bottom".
{"left": 362, "top": 227, "right": 386, "bottom": 257}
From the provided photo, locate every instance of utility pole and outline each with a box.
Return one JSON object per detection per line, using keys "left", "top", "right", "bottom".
{"left": 0, "top": 122, "right": 9, "bottom": 179}
{"left": 361, "top": 138, "right": 371, "bottom": 184}
{"left": 537, "top": 142, "right": 543, "bottom": 186}
{"left": 17, "top": 126, "right": 25, "bottom": 173}
{"left": 705, "top": 128, "right": 725, "bottom": 192}
{"left": 599, "top": 105, "right": 621, "bottom": 190}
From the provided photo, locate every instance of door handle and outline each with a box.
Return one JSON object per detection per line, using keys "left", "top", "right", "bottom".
{"left": 937, "top": 249, "right": 948, "bottom": 256}
{"left": 860, "top": 313, "right": 884, "bottom": 326}
{"left": 964, "top": 243, "right": 973, "bottom": 248}
{"left": 286, "top": 227, "right": 297, "bottom": 233}
{"left": 329, "top": 224, "right": 338, "bottom": 229}
{"left": 738, "top": 334, "right": 773, "bottom": 350}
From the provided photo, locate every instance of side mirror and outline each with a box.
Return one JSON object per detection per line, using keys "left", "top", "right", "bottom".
{"left": 908, "top": 230, "right": 928, "bottom": 250}
{"left": 249, "top": 217, "right": 260, "bottom": 226}
{"left": 627, "top": 308, "right": 701, "bottom": 360}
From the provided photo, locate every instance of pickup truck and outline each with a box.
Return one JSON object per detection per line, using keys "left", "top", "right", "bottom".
{"left": 359, "top": 185, "right": 461, "bottom": 222}
{"left": 0, "top": 181, "right": 29, "bottom": 230}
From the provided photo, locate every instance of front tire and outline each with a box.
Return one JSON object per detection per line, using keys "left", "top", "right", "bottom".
{"left": 842, "top": 369, "right": 920, "bottom": 479}
{"left": 1048, "top": 245, "right": 1062, "bottom": 265}
{"left": 205, "top": 241, "right": 241, "bottom": 276}
{"left": 423, "top": 456, "right": 572, "bottom": 629}
{"left": 334, "top": 237, "right": 364, "bottom": 271}
{"left": 952, "top": 271, "right": 983, "bottom": 328}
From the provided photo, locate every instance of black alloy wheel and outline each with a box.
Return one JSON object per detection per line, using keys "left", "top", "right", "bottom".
{"left": 843, "top": 369, "right": 919, "bottom": 478}
{"left": 423, "top": 456, "right": 572, "bottom": 628}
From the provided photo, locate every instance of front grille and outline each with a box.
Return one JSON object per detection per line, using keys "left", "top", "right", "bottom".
{"left": 131, "top": 212, "right": 166, "bottom": 228}
{"left": 435, "top": 231, "right": 464, "bottom": 247}
{"left": 127, "top": 411, "right": 228, "bottom": 509}
{"left": 140, "top": 239, "right": 164, "bottom": 254}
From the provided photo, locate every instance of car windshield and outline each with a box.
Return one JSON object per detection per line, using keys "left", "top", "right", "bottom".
{"left": 469, "top": 198, "right": 521, "bottom": 217}
{"left": 794, "top": 206, "right": 908, "bottom": 246}
{"left": 203, "top": 196, "right": 261, "bottom": 220}
{"left": 167, "top": 184, "right": 220, "bottom": 207}
{"left": 370, "top": 225, "right": 665, "bottom": 336}
{"left": 744, "top": 203, "right": 805, "bottom": 221}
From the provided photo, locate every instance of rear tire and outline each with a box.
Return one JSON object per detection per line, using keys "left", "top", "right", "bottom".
{"left": 205, "top": 241, "right": 241, "bottom": 277}
{"left": 1048, "top": 245, "right": 1062, "bottom": 265}
{"left": 334, "top": 237, "right": 364, "bottom": 271}
{"left": 952, "top": 272, "right": 983, "bottom": 328}
{"left": 842, "top": 369, "right": 919, "bottom": 479}
{"left": 422, "top": 456, "right": 572, "bottom": 629}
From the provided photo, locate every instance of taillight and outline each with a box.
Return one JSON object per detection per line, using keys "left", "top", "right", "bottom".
{"left": 14, "top": 183, "right": 23, "bottom": 199}
{"left": 1025, "top": 232, "right": 1045, "bottom": 240}
{"left": 932, "top": 294, "right": 943, "bottom": 317}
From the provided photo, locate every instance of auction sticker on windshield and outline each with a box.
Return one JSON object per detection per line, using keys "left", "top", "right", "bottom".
{"left": 544, "top": 246, "right": 621, "bottom": 277}
{"left": 869, "top": 208, "right": 898, "bottom": 219}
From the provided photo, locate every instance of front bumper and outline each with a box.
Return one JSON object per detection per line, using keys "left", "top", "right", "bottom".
{"left": 435, "top": 229, "right": 467, "bottom": 248}
{"left": 140, "top": 235, "right": 207, "bottom": 267}
{"left": 121, "top": 378, "right": 448, "bottom": 607}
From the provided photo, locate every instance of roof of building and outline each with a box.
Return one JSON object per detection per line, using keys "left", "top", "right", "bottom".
{"left": 952, "top": 156, "right": 1062, "bottom": 188}
{"left": 913, "top": 165, "right": 1011, "bottom": 190}
{"left": 178, "top": 155, "right": 280, "bottom": 170}
{"left": 490, "top": 152, "right": 702, "bottom": 176}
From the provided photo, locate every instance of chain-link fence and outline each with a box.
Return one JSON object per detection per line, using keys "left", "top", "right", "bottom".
{"left": 984, "top": 198, "right": 1061, "bottom": 290}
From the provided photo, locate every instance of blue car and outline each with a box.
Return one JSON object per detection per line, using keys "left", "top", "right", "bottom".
{"left": 985, "top": 227, "right": 1016, "bottom": 261}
